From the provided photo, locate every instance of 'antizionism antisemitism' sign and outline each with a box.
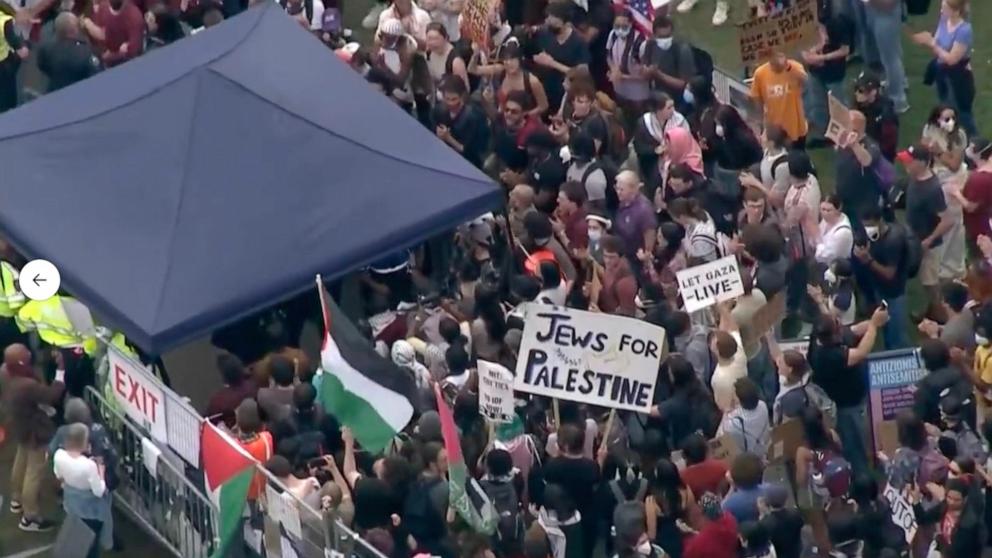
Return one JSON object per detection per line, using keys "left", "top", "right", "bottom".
{"left": 514, "top": 305, "right": 666, "bottom": 412}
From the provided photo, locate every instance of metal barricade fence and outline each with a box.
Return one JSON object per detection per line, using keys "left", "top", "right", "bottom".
{"left": 252, "top": 464, "right": 387, "bottom": 558}
{"left": 84, "top": 386, "right": 218, "bottom": 558}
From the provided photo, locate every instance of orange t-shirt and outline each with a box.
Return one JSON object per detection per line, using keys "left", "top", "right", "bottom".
{"left": 240, "top": 431, "right": 273, "bottom": 501}
{"left": 750, "top": 60, "right": 809, "bottom": 141}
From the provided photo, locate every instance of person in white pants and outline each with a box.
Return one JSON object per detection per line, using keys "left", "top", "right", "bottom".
{"left": 675, "top": 0, "right": 730, "bottom": 25}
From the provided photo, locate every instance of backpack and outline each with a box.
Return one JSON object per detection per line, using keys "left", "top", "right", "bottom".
{"left": 582, "top": 159, "right": 619, "bottom": 214}
{"left": 404, "top": 477, "right": 446, "bottom": 547}
{"left": 895, "top": 223, "right": 923, "bottom": 279}
{"left": 870, "top": 154, "right": 897, "bottom": 198}
{"left": 480, "top": 478, "right": 525, "bottom": 555}
{"left": 942, "top": 424, "right": 987, "bottom": 463}
{"left": 608, "top": 478, "right": 649, "bottom": 506}
{"left": 599, "top": 110, "right": 629, "bottom": 167}
{"left": 778, "top": 384, "right": 837, "bottom": 425}
{"left": 811, "top": 448, "right": 852, "bottom": 499}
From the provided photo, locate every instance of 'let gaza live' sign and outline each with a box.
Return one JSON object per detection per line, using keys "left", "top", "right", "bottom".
{"left": 676, "top": 255, "right": 745, "bottom": 312}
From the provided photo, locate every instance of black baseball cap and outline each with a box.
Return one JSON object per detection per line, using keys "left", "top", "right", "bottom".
{"left": 854, "top": 72, "right": 881, "bottom": 91}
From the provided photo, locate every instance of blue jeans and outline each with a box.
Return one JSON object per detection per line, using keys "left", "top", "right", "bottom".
{"left": 747, "top": 340, "right": 779, "bottom": 407}
{"left": 844, "top": 0, "right": 879, "bottom": 66}
{"left": 865, "top": 3, "right": 908, "bottom": 112}
{"left": 803, "top": 74, "right": 845, "bottom": 136}
{"left": 936, "top": 74, "right": 978, "bottom": 138}
{"left": 836, "top": 404, "right": 870, "bottom": 476}
{"left": 881, "top": 294, "right": 911, "bottom": 350}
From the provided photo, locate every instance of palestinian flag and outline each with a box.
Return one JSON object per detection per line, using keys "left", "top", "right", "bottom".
{"left": 434, "top": 383, "right": 497, "bottom": 534}
{"left": 316, "top": 276, "right": 417, "bottom": 454}
{"left": 201, "top": 422, "right": 256, "bottom": 558}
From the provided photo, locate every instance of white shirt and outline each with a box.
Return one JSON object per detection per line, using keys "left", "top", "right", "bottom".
{"left": 684, "top": 216, "right": 721, "bottom": 262}
{"left": 711, "top": 330, "right": 748, "bottom": 412}
{"left": 815, "top": 214, "right": 854, "bottom": 265}
{"left": 376, "top": 3, "right": 433, "bottom": 46}
{"left": 758, "top": 148, "right": 790, "bottom": 199}
{"left": 54, "top": 449, "right": 106, "bottom": 498}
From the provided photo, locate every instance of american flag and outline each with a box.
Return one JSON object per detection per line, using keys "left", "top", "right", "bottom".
{"left": 611, "top": 0, "right": 667, "bottom": 36}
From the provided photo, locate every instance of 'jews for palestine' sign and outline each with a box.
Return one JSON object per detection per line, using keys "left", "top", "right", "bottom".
{"left": 514, "top": 305, "right": 666, "bottom": 412}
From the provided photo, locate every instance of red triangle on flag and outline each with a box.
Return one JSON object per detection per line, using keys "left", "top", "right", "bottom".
{"left": 201, "top": 421, "right": 255, "bottom": 492}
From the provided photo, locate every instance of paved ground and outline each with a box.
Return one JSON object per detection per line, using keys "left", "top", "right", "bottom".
{"left": 0, "top": 437, "right": 172, "bottom": 558}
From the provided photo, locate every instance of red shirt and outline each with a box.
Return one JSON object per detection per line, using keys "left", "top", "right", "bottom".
{"left": 684, "top": 513, "right": 739, "bottom": 558}
{"left": 92, "top": 2, "right": 145, "bottom": 67}
{"left": 963, "top": 170, "right": 992, "bottom": 243}
{"left": 561, "top": 208, "right": 589, "bottom": 250}
{"left": 681, "top": 459, "right": 728, "bottom": 499}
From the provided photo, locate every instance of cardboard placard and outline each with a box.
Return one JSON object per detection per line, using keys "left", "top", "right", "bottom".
{"left": 741, "top": 293, "right": 787, "bottom": 349}
{"left": 738, "top": 0, "right": 819, "bottom": 69}
{"left": 882, "top": 484, "right": 918, "bottom": 545}
{"left": 767, "top": 419, "right": 804, "bottom": 464}
{"left": 514, "top": 305, "right": 666, "bottom": 412}
{"left": 676, "top": 255, "right": 745, "bottom": 313}
{"left": 825, "top": 93, "right": 854, "bottom": 145}
{"left": 478, "top": 360, "right": 515, "bottom": 423}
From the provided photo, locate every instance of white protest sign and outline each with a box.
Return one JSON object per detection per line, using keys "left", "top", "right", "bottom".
{"left": 108, "top": 346, "right": 167, "bottom": 442}
{"left": 676, "top": 255, "right": 744, "bottom": 312}
{"left": 514, "top": 305, "right": 665, "bottom": 412}
{"left": 882, "top": 484, "right": 917, "bottom": 544}
{"left": 478, "top": 361, "right": 515, "bottom": 423}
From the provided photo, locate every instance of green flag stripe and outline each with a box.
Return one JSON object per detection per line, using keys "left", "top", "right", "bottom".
{"left": 210, "top": 467, "right": 254, "bottom": 558}
{"left": 319, "top": 369, "right": 403, "bottom": 454}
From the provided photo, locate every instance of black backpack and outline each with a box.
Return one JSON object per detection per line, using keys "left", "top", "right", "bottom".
{"left": 404, "top": 477, "right": 446, "bottom": 548}
{"left": 898, "top": 223, "right": 923, "bottom": 279}
{"left": 480, "top": 478, "right": 525, "bottom": 556}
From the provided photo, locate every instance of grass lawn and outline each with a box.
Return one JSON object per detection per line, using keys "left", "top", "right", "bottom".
{"left": 673, "top": 1, "right": 992, "bottom": 322}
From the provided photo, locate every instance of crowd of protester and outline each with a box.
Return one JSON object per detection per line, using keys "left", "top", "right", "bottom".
{"left": 5, "top": 0, "right": 992, "bottom": 557}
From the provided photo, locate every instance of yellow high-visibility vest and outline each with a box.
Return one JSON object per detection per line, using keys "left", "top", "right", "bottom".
{"left": 0, "top": 14, "right": 11, "bottom": 63}
{"left": 16, "top": 296, "right": 98, "bottom": 355}
{"left": 0, "top": 261, "right": 24, "bottom": 318}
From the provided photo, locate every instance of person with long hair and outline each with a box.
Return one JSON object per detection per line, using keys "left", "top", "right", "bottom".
{"left": 649, "top": 354, "right": 721, "bottom": 451}
{"left": 794, "top": 407, "right": 841, "bottom": 553}
{"left": 144, "top": 3, "right": 185, "bottom": 49}
{"left": 911, "top": 477, "right": 985, "bottom": 558}
{"left": 424, "top": 22, "right": 468, "bottom": 97}
{"left": 470, "top": 42, "right": 549, "bottom": 118}
{"left": 469, "top": 282, "right": 506, "bottom": 363}
{"left": 645, "top": 459, "right": 697, "bottom": 558}
{"left": 923, "top": 104, "right": 969, "bottom": 282}
{"left": 707, "top": 105, "right": 762, "bottom": 200}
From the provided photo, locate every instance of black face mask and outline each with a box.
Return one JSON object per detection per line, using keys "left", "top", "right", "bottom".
{"left": 547, "top": 24, "right": 562, "bottom": 33}
{"left": 109, "top": 0, "right": 124, "bottom": 9}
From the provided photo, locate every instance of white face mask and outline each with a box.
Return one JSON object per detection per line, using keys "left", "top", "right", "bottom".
{"left": 941, "top": 118, "right": 956, "bottom": 132}
{"left": 977, "top": 334, "right": 990, "bottom": 346}
{"left": 655, "top": 37, "right": 673, "bottom": 50}
{"left": 636, "top": 540, "right": 653, "bottom": 556}
{"left": 588, "top": 229, "right": 603, "bottom": 242}
{"left": 715, "top": 124, "right": 725, "bottom": 138}
{"left": 824, "top": 268, "right": 837, "bottom": 285}
{"left": 865, "top": 226, "right": 880, "bottom": 242}
{"left": 614, "top": 26, "right": 630, "bottom": 38}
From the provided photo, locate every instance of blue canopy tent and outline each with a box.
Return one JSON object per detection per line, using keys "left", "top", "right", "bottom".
{"left": 0, "top": 4, "right": 501, "bottom": 354}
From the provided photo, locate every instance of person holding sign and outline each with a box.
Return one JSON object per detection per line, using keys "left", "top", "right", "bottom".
{"left": 710, "top": 301, "right": 748, "bottom": 413}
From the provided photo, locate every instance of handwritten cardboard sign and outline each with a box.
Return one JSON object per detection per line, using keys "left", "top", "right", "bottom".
{"left": 825, "top": 93, "right": 854, "bottom": 144}
{"left": 676, "top": 255, "right": 745, "bottom": 313}
{"left": 478, "top": 360, "right": 515, "bottom": 423}
{"left": 738, "top": 0, "right": 819, "bottom": 69}
{"left": 514, "top": 305, "right": 666, "bottom": 412}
